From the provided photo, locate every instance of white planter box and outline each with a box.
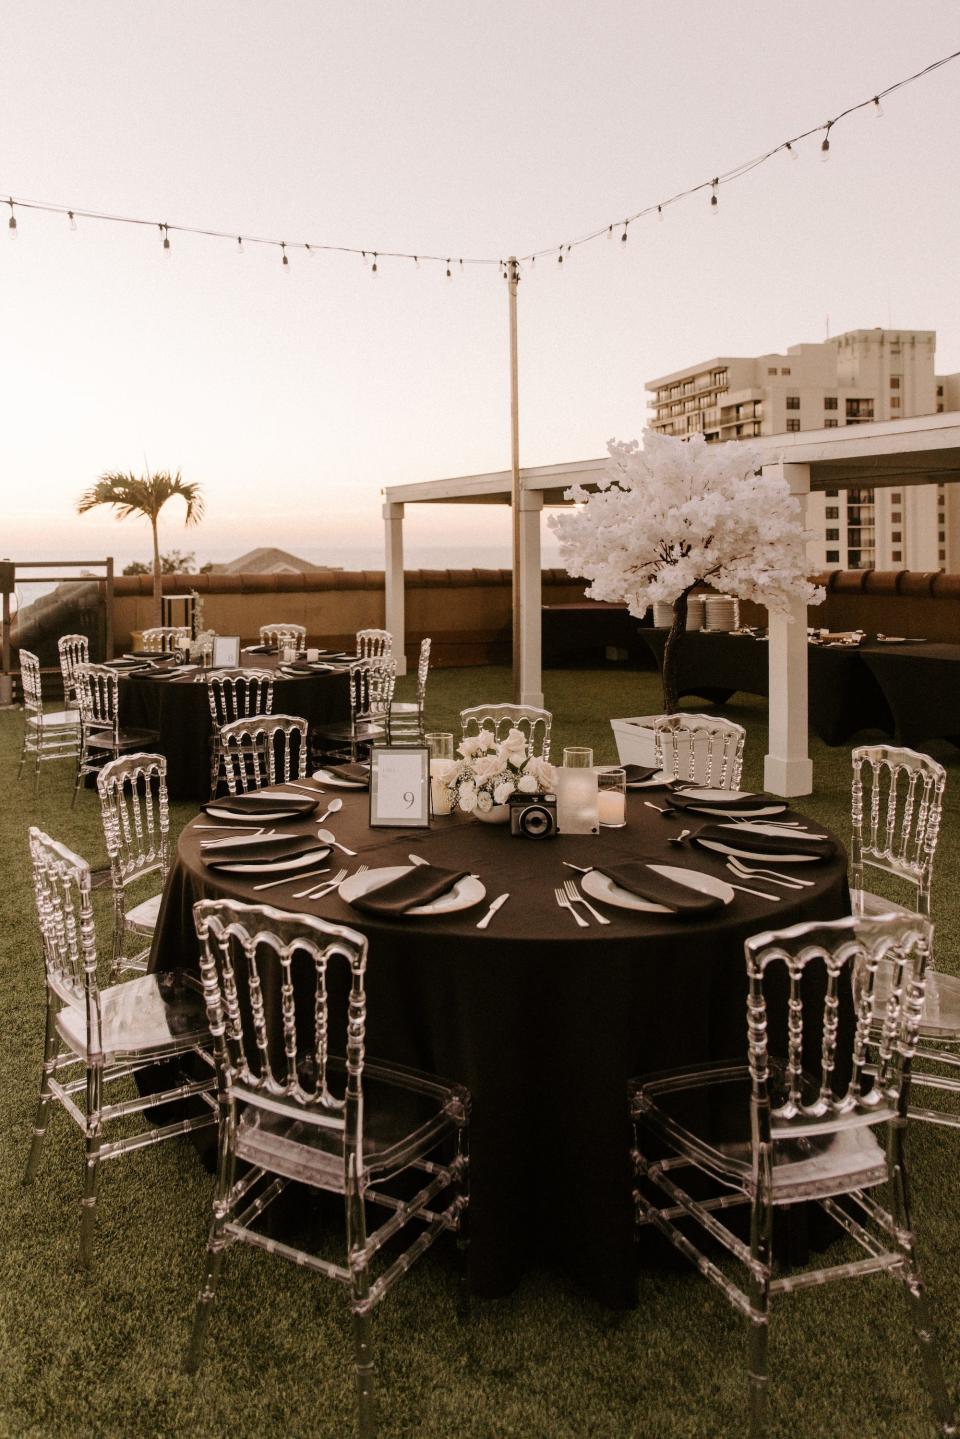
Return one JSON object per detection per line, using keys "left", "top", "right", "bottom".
{"left": 610, "top": 715, "right": 661, "bottom": 768}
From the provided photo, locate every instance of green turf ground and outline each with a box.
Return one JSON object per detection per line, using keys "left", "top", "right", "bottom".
{"left": 2, "top": 665, "right": 959, "bottom": 1438}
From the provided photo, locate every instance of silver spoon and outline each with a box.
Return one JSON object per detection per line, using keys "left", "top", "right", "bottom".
{"left": 318, "top": 827, "right": 357, "bottom": 856}
{"left": 668, "top": 828, "right": 692, "bottom": 846}
{"left": 317, "top": 797, "right": 343, "bottom": 825}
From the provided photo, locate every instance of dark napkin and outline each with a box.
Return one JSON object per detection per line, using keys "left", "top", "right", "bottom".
{"left": 324, "top": 762, "right": 371, "bottom": 784}
{"left": 244, "top": 644, "right": 277, "bottom": 655}
{"left": 595, "top": 860, "right": 725, "bottom": 918}
{"left": 623, "top": 765, "right": 662, "bottom": 784}
{"left": 350, "top": 864, "right": 471, "bottom": 916}
{"left": 672, "top": 791, "right": 783, "bottom": 815}
{"left": 202, "top": 794, "right": 319, "bottom": 818}
{"left": 202, "top": 836, "right": 329, "bottom": 869}
{"left": 693, "top": 825, "right": 835, "bottom": 861}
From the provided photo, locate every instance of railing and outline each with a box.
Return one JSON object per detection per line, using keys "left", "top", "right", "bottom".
{"left": 1, "top": 558, "right": 114, "bottom": 704}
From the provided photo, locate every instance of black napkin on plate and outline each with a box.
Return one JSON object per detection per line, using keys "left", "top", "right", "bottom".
{"left": 324, "top": 762, "right": 370, "bottom": 784}
{"left": 672, "top": 792, "right": 782, "bottom": 815}
{"left": 202, "top": 793, "right": 319, "bottom": 818}
{"left": 202, "top": 835, "right": 329, "bottom": 868}
{"left": 595, "top": 860, "right": 725, "bottom": 918}
{"left": 245, "top": 643, "right": 277, "bottom": 655}
{"left": 623, "top": 765, "right": 662, "bottom": 784}
{"left": 350, "top": 864, "right": 471, "bottom": 916}
{"left": 692, "top": 825, "right": 835, "bottom": 861}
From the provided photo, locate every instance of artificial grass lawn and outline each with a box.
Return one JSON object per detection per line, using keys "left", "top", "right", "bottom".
{"left": 1, "top": 663, "right": 959, "bottom": 1439}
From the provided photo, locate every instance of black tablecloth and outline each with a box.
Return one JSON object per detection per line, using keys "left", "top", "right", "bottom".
{"left": 639, "top": 630, "right": 894, "bottom": 745}
{"left": 150, "top": 786, "right": 848, "bottom": 1308}
{"left": 861, "top": 643, "right": 960, "bottom": 749}
{"left": 118, "top": 657, "right": 350, "bottom": 799}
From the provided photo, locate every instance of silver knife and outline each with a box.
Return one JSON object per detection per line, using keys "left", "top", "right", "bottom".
{"left": 476, "top": 893, "right": 509, "bottom": 929}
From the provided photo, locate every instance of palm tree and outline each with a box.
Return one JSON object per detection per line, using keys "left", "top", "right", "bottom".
{"left": 77, "top": 471, "right": 204, "bottom": 626}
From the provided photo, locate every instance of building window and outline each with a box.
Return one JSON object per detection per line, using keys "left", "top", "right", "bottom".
{"left": 781, "top": 367, "right": 791, "bottom": 376}
{"left": 785, "top": 395, "right": 800, "bottom": 410}
{"left": 891, "top": 492, "right": 901, "bottom": 502}
{"left": 891, "top": 511, "right": 901, "bottom": 522}
{"left": 824, "top": 396, "right": 838, "bottom": 410}
{"left": 939, "top": 531, "right": 946, "bottom": 543}
{"left": 825, "top": 507, "right": 839, "bottom": 520}
{"left": 786, "top": 417, "right": 801, "bottom": 432}
{"left": 826, "top": 551, "right": 840, "bottom": 564}
{"left": 825, "top": 528, "right": 839, "bottom": 541}
{"left": 826, "top": 489, "right": 839, "bottom": 496}
{"left": 892, "top": 551, "right": 902, "bottom": 562}
{"left": 937, "top": 385, "right": 944, "bottom": 397}
{"left": 940, "top": 550, "right": 947, "bottom": 562}
{"left": 846, "top": 399, "right": 874, "bottom": 420}
{"left": 892, "top": 531, "right": 902, "bottom": 542}
{"left": 767, "top": 367, "right": 778, "bottom": 376}
{"left": 890, "top": 397, "right": 901, "bottom": 409}
{"left": 890, "top": 376, "right": 901, "bottom": 389}
{"left": 824, "top": 418, "right": 838, "bottom": 428}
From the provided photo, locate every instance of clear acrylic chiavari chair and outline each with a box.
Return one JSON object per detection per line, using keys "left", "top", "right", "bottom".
{"left": 17, "top": 649, "right": 80, "bottom": 795}
{"left": 388, "top": 637, "right": 431, "bottom": 742}
{"left": 258, "top": 622, "right": 306, "bottom": 648}
{"left": 459, "top": 702, "right": 552, "bottom": 760}
{"left": 219, "top": 712, "right": 308, "bottom": 793}
{"left": 72, "top": 662, "right": 159, "bottom": 805}
{"left": 313, "top": 658, "right": 396, "bottom": 764}
{"left": 57, "top": 632, "right": 89, "bottom": 711}
{"left": 206, "top": 669, "right": 275, "bottom": 798}
{"left": 653, "top": 711, "right": 745, "bottom": 789}
{"left": 140, "top": 625, "right": 191, "bottom": 653}
{"left": 97, "top": 752, "right": 169, "bottom": 980}
{"left": 186, "top": 898, "right": 470, "bottom": 1438}
{"left": 356, "top": 627, "right": 393, "bottom": 661}
{"left": 631, "top": 912, "right": 954, "bottom": 1438}
{"left": 23, "top": 828, "right": 216, "bottom": 1267}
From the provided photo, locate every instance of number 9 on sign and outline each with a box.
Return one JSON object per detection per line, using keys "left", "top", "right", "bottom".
{"left": 369, "top": 746, "right": 431, "bottom": 828}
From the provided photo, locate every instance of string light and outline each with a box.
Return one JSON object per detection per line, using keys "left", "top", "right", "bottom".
{"left": 371, "top": 251, "right": 378, "bottom": 273}
{"left": 0, "top": 47, "right": 955, "bottom": 277}
{"left": 281, "top": 241, "right": 288, "bottom": 266}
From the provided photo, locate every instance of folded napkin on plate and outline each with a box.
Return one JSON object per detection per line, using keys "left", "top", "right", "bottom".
{"left": 596, "top": 860, "right": 724, "bottom": 918}
{"left": 244, "top": 643, "right": 277, "bottom": 655}
{"left": 623, "top": 765, "right": 662, "bottom": 784}
{"left": 279, "top": 664, "right": 312, "bottom": 676}
{"left": 324, "top": 762, "right": 371, "bottom": 784}
{"left": 202, "top": 794, "right": 319, "bottom": 818}
{"left": 693, "top": 825, "right": 835, "bottom": 860}
{"left": 350, "top": 864, "right": 470, "bottom": 916}
{"left": 202, "top": 835, "right": 327, "bottom": 868}
{"left": 673, "top": 792, "right": 780, "bottom": 814}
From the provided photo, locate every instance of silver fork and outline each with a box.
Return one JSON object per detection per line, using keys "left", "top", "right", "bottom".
{"left": 307, "top": 863, "right": 368, "bottom": 901}
{"left": 726, "top": 856, "right": 814, "bottom": 888}
{"left": 563, "top": 879, "right": 610, "bottom": 925}
{"left": 555, "top": 886, "right": 588, "bottom": 927}
{"left": 294, "top": 866, "right": 347, "bottom": 899}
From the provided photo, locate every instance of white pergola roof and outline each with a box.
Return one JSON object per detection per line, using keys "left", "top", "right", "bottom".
{"left": 382, "top": 412, "right": 960, "bottom": 796}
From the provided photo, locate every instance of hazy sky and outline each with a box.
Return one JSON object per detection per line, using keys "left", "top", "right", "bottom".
{"left": 3, "top": 2, "right": 959, "bottom": 570}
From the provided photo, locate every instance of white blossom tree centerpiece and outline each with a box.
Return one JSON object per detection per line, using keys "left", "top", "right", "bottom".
{"left": 549, "top": 430, "right": 823, "bottom": 713}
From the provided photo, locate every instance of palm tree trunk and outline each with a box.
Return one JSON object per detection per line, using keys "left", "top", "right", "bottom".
{"left": 150, "top": 516, "right": 162, "bottom": 626}
{"left": 662, "top": 589, "right": 691, "bottom": 715}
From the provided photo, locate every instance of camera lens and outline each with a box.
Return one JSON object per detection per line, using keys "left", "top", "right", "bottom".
{"left": 521, "top": 805, "right": 550, "bottom": 836}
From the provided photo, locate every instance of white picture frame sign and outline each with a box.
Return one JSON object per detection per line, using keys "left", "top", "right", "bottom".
{"left": 211, "top": 635, "right": 241, "bottom": 668}
{"left": 368, "top": 745, "right": 430, "bottom": 828}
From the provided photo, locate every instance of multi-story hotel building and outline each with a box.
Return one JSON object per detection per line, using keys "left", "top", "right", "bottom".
{"left": 647, "top": 329, "right": 960, "bottom": 571}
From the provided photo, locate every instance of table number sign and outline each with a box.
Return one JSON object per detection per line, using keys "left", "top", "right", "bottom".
{"left": 369, "top": 745, "right": 430, "bottom": 828}
{"left": 212, "top": 636, "right": 241, "bottom": 667}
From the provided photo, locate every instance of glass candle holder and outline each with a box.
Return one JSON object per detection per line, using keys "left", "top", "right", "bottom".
{"left": 557, "top": 746, "right": 598, "bottom": 834}
{"left": 597, "top": 767, "right": 627, "bottom": 827}
{"left": 425, "top": 732, "right": 455, "bottom": 816}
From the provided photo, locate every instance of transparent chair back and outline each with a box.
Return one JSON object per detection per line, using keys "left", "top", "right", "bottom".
{"left": 219, "top": 713, "right": 308, "bottom": 792}
{"left": 97, "top": 752, "right": 169, "bottom": 976}
{"left": 459, "top": 702, "right": 553, "bottom": 761}
{"left": 75, "top": 662, "right": 121, "bottom": 740}
{"left": 58, "top": 633, "right": 89, "bottom": 708}
{"left": 653, "top": 712, "right": 745, "bottom": 789}
{"left": 356, "top": 628, "right": 393, "bottom": 660}
{"left": 18, "top": 649, "right": 80, "bottom": 791}
{"left": 851, "top": 744, "right": 946, "bottom": 918}
{"left": 207, "top": 670, "right": 275, "bottom": 727}
{"left": 347, "top": 658, "right": 397, "bottom": 725}
{"left": 140, "top": 626, "right": 191, "bottom": 653}
{"left": 259, "top": 623, "right": 306, "bottom": 647}
{"left": 389, "top": 638, "right": 431, "bottom": 741}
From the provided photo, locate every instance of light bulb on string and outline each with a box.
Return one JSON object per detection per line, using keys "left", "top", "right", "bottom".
{"left": 621, "top": 221, "right": 628, "bottom": 243}
{"left": 236, "top": 236, "right": 244, "bottom": 255}
{"left": 68, "top": 210, "right": 77, "bottom": 231}
{"left": 657, "top": 205, "right": 663, "bottom": 221}
{"left": 281, "top": 242, "right": 288, "bottom": 266}
{"left": 820, "top": 123, "right": 832, "bottom": 161}
{"left": 558, "top": 245, "right": 563, "bottom": 265}
{"left": 445, "top": 259, "right": 451, "bottom": 278}
{"left": 371, "top": 251, "right": 378, "bottom": 274}
{"left": 873, "top": 96, "right": 884, "bottom": 118}
{"left": 160, "top": 223, "right": 170, "bottom": 251}
{"left": 607, "top": 224, "right": 613, "bottom": 240}
{"left": 710, "top": 178, "right": 719, "bottom": 213}
{"left": 8, "top": 199, "right": 17, "bottom": 236}
{"left": 785, "top": 141, "right": 799, "bottom": 161}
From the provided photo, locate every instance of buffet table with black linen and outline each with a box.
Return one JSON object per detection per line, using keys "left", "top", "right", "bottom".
{"left": 860, "top": 642, "right": 960, "bottom": 749}
{"left": 638, "top": 629, "right": 894, "bottom": 745}
{"left": 149, "top": 785, "right": 849, "bottom": 1309}
{"left": 117, "top": 655, "right": 350, "bottom": 799}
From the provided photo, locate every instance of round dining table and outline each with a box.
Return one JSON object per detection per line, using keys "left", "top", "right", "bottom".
{"left": 117, "top": 654, "right": 351, "bottom": 800}
{"left": 150, "top": 783, "right": 850, "bottom": 1309}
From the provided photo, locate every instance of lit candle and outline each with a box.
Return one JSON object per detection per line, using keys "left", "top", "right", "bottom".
{"left": 430, "top": 762, "right": 453, "bottom": 816}
{"left": 597, "top": 790, "right": 626, "bottom": 827}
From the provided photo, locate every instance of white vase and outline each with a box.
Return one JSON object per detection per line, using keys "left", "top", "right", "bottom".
{"left": 474, "top": 803, "right": 510, "bottom": 824}
{"left": 609, "top": 716, "right": 660, "bottom": 768}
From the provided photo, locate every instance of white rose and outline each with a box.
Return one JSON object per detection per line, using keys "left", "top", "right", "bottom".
{"left": 517, "top": 773, "right": 538, "bottom": 794}
{"left": 431, "top": 759, "right": 458, "bottom": 785}
{"left": 458, "top": 788, "right": 478, "bottom": 813}
{"left": 472, "top": 755, "right": 504, "bottom": 786}
{"left": 493, "top": 779, "right": 515, "bottom": 805}
{"left": 475, "top": 789, "right": 493, "bottom": 812}
{"left": 500, "top": 728, "right": 529, "bottom": 767}
{"left": 525, "top": 757, "right": 558, "bottom": 791}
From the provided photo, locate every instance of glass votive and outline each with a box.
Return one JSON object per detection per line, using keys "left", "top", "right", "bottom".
{"left": 281, "top": 639, "right": 296, "bottom": 663}
{"left": 563, "top": 746, "right": 594, "bottom": 768}
{"left": 557, "top": 747, "right": 598, "bottom": 834}
{"left": 597, "top": 767, "right": 627, "bottom": 827}
{"left": 425, "top": 732, "right": 455, "bottom": 816}
{"left": 306, "top": 647, "right": 320, "bottom": 662}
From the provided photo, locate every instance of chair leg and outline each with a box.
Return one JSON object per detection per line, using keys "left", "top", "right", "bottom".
{"left": 108, "top": 889, "right": 126, "bottom": 983}
{"left": 455, "top": 1127, "right": 471, "bottom": 1323}
{"left": 23, "top": 1001, "right": 59, "bottom": 1184}
{"left": 889, "top": 1124, "right": 956, "bottom": 1433}
{"left": 747, "top": 1190, "right": 772, "bottom": 1439}
{"left": 79, "top": 1065, "right": 103, "bottom": 1268}
{"left": 347, "top": 1180, "right": 377, "bottom": 1438}
{"left": 186, "top": 1101, "right": 236, "bottom": 1373}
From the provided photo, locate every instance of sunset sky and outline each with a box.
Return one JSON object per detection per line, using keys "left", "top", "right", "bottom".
{"left": 2, "top": 2, "right": 959, "bottom": 572}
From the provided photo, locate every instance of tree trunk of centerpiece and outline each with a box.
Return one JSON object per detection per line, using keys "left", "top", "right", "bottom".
{"left": 661, "top": 589, "right": 691, "bottom": 714}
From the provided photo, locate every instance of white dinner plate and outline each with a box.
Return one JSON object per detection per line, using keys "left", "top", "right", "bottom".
{"left": 205, "top": 805, "right": 311, "bottom": 822}
{"left": 582, "top": 865, "right": 734, "bottom": 914}
{"left": 695, "top": 826, "right": 822, "bottom": 864}
{"left": 339, "top": 865, "right": 486, "bottom": 916}
{"left": 626, "top": 770, "right": 673, "bottom": 789}
{"left": 312, "top": 768, "right": 369, "bottom": 789}
{"left": 673, "top": 788, "right": 787, "bottom": 818}
{"left": 215, "top": 845, "right": 331, "bottom": 875}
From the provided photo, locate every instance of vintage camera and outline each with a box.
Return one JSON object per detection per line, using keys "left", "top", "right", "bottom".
{"left": 509, "top": 790, "right": 558, "bottom": 839}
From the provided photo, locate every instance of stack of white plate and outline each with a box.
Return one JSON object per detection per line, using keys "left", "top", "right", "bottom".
{"left": 686, "top": 595, "right": 704, "bottom": 630}
{"left": 703, "top": 594, "right": 740, "bottom": 632}
{"left": 652, "top": 597, "right": 705, "bottom": 630}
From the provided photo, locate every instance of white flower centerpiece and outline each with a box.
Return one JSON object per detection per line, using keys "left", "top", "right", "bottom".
{"left": 436, "top": 728, "right": 559, "bottom": 823}
{"left": 550, "top": 429, "right": 824, "bottom": 715}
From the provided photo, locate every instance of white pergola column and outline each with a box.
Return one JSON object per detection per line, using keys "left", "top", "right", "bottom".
{"left": 518, "top": 488, "right": 544, "bottom": 707}
{"left": 763, "top": 461, "right": 813, "bottom": 797}
{"left": 382, "top": 501, "right": 407, "bottom": 676}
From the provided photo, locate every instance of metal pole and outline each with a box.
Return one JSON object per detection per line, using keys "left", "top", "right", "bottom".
{"left": 507, "top": 257, "right": 522, "bottom": 701}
